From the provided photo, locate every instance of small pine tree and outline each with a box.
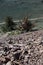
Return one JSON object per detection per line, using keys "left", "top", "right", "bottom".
{"left": 21, "top": 16, "right": 35, "bottom": 32}
{"left": 5, "top": 16, "right": 16, "bottom": 31}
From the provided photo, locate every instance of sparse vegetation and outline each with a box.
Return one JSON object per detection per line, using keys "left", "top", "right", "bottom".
{"left": 19, "top": 16, "right": 35, "bottom": 32}
{"left": 1, "top": 16, "right": 35, "bottom": 34}
{"left": 5, "top": 16, "right": 16, "bottom": 31}
{"left": 2, "top": 16, "right": 16, "bottom": 32}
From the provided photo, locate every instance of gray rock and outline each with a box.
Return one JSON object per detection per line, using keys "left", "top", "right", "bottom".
{"left": 6, "top": 61, "right": 12, "bottom": 65}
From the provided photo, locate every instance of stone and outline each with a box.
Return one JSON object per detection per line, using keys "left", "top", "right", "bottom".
{"left": 40, "top": 41, "right": 43, "bottom": 46}
{"left": 13, "top": 51, "right": 22, "bottom": 60}
{"left": 5, "top": 57, "right": 11, "bottom": 63}
{"left": 0, "top": 56, "right": 6, "bottom": 63}
{"left": 23, "top": 50, "right": 28, "bottom": 55}
{"left": 0, "top": 61, "right": 3, "bottom": 65}
{"left": 4, "top": 46, "right": 9, "bottom": 52}
{"left": 6, "top": 61, "right": 12, "bottom": 65}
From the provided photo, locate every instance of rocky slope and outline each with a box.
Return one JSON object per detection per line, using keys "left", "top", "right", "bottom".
{"left": 0, "top": 30, "right": 43, "bottom": 65}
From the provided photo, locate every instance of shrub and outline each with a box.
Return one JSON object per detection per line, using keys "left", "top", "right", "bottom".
{"left": 5, "top": 16, "right": 16, "bottom": 31}
{"left": 2, "top": 16, "right": 16, "bottom": 32}
{"left": 21, "top": 16, "right": 35, "bottom": 32}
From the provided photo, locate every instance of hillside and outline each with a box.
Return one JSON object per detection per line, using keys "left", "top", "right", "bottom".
{"left": 0, "top": 30, "right": 43, "bottom": 65}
